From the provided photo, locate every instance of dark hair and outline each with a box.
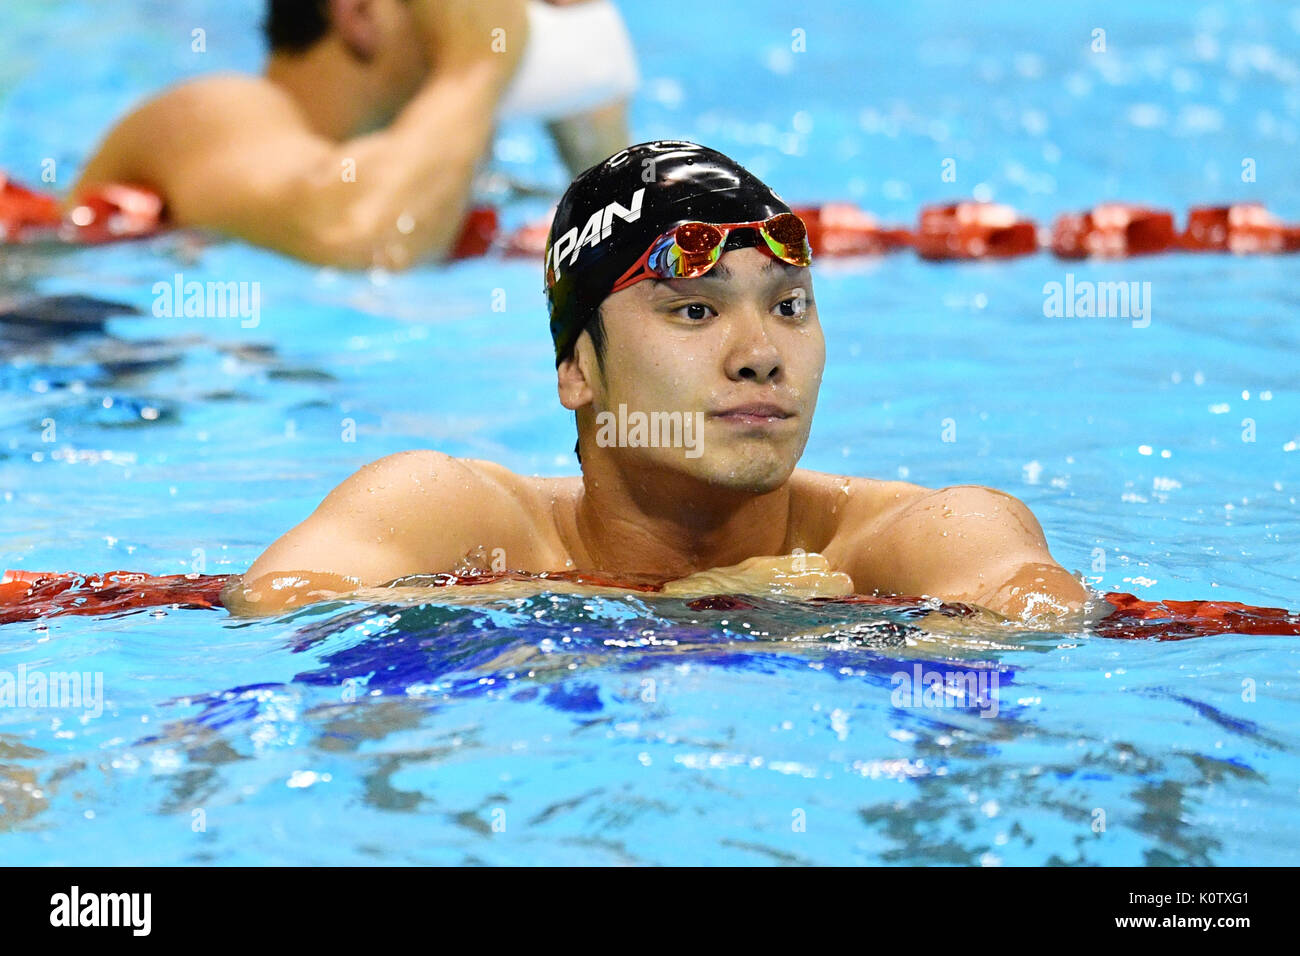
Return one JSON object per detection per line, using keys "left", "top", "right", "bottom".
{"left": 264, "top": 0, "right": 332, "bottom": 53}
{"left": 571, "top": 307, "right": 608, "bottom": 465}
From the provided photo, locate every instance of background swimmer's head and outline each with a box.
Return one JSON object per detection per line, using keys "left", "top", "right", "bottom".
{"left": 546, "top": 141, "right": 824, "bottom": 489}
{"left": 265, "top": 0, "right": 427, "bottom": 111}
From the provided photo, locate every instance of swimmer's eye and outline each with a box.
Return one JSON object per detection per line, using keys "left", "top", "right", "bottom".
{"left": 775, "top": 292, "right": 809, "bottom": 318}
{"left": 671, "top": 302, "right": 715, "bottom": 321}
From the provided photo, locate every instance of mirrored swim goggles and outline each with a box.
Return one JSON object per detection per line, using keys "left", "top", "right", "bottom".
{"left": 608, "top": 212, "right": 812, "bottom": 295}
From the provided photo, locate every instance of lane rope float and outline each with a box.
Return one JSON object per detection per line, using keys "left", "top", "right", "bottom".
{"left": 5, "top": 171, "right": 1298, "bottom": 262}
{"left": 2, "top": 568, "right": 1297, "bottom": 640}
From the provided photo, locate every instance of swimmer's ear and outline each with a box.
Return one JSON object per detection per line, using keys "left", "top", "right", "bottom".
{"left": 329, "top": 0, "right": 381, "bottom": 61}
{"left": 556, "top": 335, "right": 597, "bottom": 411}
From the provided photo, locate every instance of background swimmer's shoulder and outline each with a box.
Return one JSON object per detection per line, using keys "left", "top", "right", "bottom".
{"left": 73, "top": 72, "right": 309, "bottom": 207}
{"left": 98, "top": 73, "right": 302, "bottom": 143}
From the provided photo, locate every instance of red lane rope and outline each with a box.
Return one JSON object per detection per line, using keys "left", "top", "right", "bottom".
{"left": 0, "top": 570, "right": 228, "bottom": 624}
{"left": 3, "top": 172, "right": 1297, "bottom": 260}
{"left": 0, "top": 173, "right": 496, "bottom": 258}
{"left": 0, "top": 173, "right": 163, "bottom": 245}
{"left": 2, "top": 568, "right": 1297, "bottom": 640}
{"left": 1090, "top": 591, "right": 1300, "bottom": 640}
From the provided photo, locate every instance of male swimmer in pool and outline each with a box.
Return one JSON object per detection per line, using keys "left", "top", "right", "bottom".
{"left": 71, "top": 0, "right": 632, "bottom": 268}
{"left": 225, "top": 141, "right": 1090, "bottom": 621}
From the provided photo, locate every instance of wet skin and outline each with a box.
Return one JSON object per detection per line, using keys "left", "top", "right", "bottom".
{"left": 227, "top": 246, "right": 1089, "bottom": 621}
{"left": 70, "top": 0, "right": 628, "bottom": 268}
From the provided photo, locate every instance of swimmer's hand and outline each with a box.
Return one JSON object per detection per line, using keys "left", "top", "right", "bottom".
{"left": 660, "top": 553, "right": 855, "bottom": 600}
{"left": 912, "top": 583, "right": 1102, "bottom": 637}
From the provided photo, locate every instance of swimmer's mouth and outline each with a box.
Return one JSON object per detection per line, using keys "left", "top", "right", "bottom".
{"left": 710, "top": 403, "right": 795, "bottom": 424}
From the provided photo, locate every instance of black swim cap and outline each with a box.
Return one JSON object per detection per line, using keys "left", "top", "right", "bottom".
{"left": 545, "top": 140, "right": 794, "bottom": 366}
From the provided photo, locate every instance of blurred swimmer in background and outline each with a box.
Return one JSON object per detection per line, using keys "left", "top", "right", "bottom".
{"left": 71, "top": 0, "right": 638, "bottom": 268}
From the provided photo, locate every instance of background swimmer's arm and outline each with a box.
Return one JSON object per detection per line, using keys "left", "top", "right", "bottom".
{"left": 847, "top": 484, "right": 1089, "bottom": 624}
{"left": 73, "top": 0, "right": 529, "bottom": 268}
{"left": 226, "top": 451, "right": 515, "bottom": 616}
{"left": 546, "top": 98, "right": 631, "bottom": 176}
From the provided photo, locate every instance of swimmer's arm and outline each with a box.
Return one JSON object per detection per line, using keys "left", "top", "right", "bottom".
{"left": 73, "top": 3, "right": 528, "bottom": 268}
{"left": 225, "top": 451, "right": 507, "bottom": 617}
{"left": 220, "top": 570, "right": 369, "bottom": 618}
{"left": 850, "top": 484, "right": 1089, "bottom": 624}
{"left": 545, "top": 98, "right": 630, "bottom": 177}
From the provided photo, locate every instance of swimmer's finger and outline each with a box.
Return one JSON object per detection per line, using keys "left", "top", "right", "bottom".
{"left": 771, "top": 569, "right": 855, "bottom": 598}
{"left": 734, "top": 552, "right": 830, "bottom": 574}
{"left": 784, "top": 552, "right": 831, "bottom": 573}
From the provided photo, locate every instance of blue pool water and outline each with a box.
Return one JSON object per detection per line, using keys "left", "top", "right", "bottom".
{"left": 1, "top": 0, "right": 1298, "bottom": 864}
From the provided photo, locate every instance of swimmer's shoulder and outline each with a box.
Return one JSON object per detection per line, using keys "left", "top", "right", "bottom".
{"left": 789, "top": 468, "right": 932, "bottom": 533}
{"left": 112, "top": 73, "right": 305, "bottom": 132}
{"left": 353, "top": 449, "right": 524, "bottom": 511}
{"left": 74, "top": 73, "right": 310, "bottom": 198}
{"left": 788, "top": 469, "right": 931, "bottom": 592}
{"left": 801, "top": 472, "right": 1038, "bottom": 540}
{"left": 360, "top": 451, "right": 575, "bottom": 564}
{"left": 374, "top": 449, "right": 580, "bottom": 515}
{"left": 460, "top": 461, "right": 585, "bottom": 568}
{"left": 467, "top": 460, "right": 584, "bottom": 541}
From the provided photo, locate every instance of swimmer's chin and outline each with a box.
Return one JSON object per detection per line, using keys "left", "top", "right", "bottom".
{"left": 221, "top": 570, "right": 364, "bottom": 617}
{"left": 698, "top": 457, "right": 798, "bottom": 494}
{"left": 650, "top": 441, "right": 792, "bottom": 488}
{"left": 705, "top": 434, "right": 809, "bottom": 489}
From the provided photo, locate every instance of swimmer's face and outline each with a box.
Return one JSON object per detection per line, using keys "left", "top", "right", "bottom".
{"left": 564, "top": 245, "right": 824, "bottom": 492}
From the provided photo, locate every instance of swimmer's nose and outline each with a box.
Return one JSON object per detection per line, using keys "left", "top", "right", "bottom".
{"left": 726, "top": 315, "right": 783, "bottom": 384}
{"left": 736, "top": 355, "right": 782, "bottom": 383}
